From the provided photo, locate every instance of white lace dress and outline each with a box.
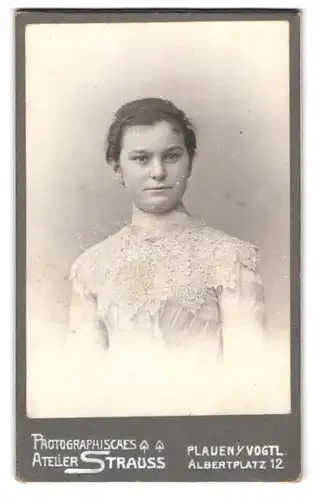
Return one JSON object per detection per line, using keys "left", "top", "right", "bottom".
{"left": 67, "top": 215, "right": 267, "bottom": 415}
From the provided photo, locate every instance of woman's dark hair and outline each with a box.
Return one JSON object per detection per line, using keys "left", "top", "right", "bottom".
{"left": 105, "top": 97, "right": 197, "bottom": 165}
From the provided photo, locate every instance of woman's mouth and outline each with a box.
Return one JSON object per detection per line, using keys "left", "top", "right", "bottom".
{"left": 145, "top": 186, "right": 172, "bottom": 191}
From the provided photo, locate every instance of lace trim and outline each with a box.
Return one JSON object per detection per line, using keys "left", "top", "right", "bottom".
{"left": 70, "top": 218, "right": 260, "bottom": 318}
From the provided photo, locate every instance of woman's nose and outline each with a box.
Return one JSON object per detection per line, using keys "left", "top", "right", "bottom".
{"left": 150, "top": 159, "right": 166, "bottom": 180}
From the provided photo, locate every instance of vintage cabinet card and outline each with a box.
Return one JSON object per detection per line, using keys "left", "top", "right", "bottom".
{"left": 16, "top": 9, "right": 301, "bottom": 482}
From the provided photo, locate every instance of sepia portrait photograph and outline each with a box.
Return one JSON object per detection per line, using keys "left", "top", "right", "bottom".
{"left": 25, "top": 19, "right": 291, "bottom": 419}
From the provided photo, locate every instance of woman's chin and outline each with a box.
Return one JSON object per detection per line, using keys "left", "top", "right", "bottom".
{"left": 138, "top": 200, "right": 180, "bottom": 214}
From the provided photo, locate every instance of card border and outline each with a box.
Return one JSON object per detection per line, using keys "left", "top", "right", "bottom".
{"left": 15, "top": 9, "right": 301, "bottom": 482}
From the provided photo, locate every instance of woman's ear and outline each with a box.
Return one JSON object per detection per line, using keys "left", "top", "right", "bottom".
{"left": 110, "top": 161, "right": 125, "bottom": 186}
{"left": 188, "top": 159, "right": 193, "bottom": 178}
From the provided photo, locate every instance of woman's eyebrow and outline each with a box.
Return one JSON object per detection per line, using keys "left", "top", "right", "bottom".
{"left": 163, "top": 145, "right": 184, "bottom": 152}
{"left": 129, "top": 149, "right": 149, "bottom": 155}
{"left": 128, "top": 146, "right": 184, "bottom": 155}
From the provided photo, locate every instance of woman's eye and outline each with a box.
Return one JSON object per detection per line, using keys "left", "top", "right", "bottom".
{"left": 134, "top": 156, "right": 148, "bottom": 164}
{"left": 164, "top": 153, "right": 180, "bottom": 163}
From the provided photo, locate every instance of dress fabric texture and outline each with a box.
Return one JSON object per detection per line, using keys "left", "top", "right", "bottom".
{"left": 69, "top": 215, "right": 266, "bottom": 358}
{"left": 66, "top": 214, "right": 268, "bottom": 416}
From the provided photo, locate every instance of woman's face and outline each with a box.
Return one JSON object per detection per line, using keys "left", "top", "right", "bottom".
{"left": 117, "top": 120, "right": 192, "bottom": 214}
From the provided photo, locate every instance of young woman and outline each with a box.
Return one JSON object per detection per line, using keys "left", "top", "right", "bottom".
{"left": 67, "top": 98, "right": 268, "bottom": 415}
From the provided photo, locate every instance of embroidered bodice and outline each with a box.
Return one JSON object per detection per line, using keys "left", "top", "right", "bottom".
{"left": 69, "top": 215, "right": 265, "bottom": 356}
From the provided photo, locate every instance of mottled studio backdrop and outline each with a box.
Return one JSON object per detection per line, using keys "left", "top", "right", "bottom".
{"left": 26, "top": 21, "right": 290, "bottom": 352}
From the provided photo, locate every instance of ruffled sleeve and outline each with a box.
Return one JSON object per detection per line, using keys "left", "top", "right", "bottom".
{"left": 219, "top": 240, "right": 267, "bottom": 362}
{"left": 69, "top": 251, "right": 98, "bottom": 299}
{"left": 237, "top": 243, "right": 266, "bottom": 330}
{"left": 68, "top": 251, "right": 108, "bottom": 350}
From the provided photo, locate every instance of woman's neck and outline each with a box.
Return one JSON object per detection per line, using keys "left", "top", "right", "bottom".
{"left": 131, "top": 203, "right": 190, "bottom": 231}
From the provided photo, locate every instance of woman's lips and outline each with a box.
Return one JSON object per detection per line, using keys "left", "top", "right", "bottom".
{"left": 145, "top": 186, "right": 172, "bottom": 191}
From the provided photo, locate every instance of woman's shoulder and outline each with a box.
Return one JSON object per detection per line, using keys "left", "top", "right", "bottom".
{"left": 69, "top": 225, "right": 130, "bottom": 281}
{"left": 188, "top": 216, "right": 260, "bottom": 271}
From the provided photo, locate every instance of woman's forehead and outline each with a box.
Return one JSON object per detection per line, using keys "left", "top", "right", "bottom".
{"left": 121, "top": 121, "right": 185, "bottom": 151}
